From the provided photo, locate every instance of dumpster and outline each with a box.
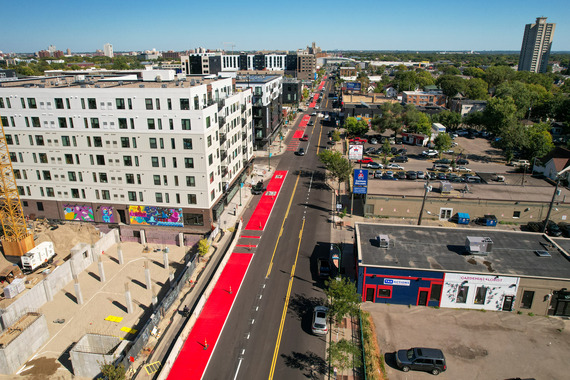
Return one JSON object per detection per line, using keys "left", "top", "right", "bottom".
{"left": 457, "top": 213, "right": 470, "bottom": 225}
{"left": 481, "top": 215, "right": 497, "bottom": 227}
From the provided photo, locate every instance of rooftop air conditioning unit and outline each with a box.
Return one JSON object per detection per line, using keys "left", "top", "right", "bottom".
{"left": 465, "top": 236, "right": 493, "bottom": 256}
{"left": 377, "top": 234, "right": 390, "bottom": 248}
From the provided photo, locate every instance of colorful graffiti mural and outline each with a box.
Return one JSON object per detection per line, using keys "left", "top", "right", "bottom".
{"left": 128, "top": 206, "right": 183, "bottom": 227}
{"left": 101, "top": 206, "right": 115, "bottom": 223}
{"left": 64, "top": 205, "right": 94, "bottom": 222}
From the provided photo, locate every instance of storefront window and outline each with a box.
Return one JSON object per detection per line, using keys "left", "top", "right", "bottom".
{"left": 430, "top": 284, "right": 442, "bottom": 302}
{"left": 474, "top": 286, "right": 488, "bottom": 305}
{"left": 377, "top": 288, "right": 391, "bottom": 298}
{"left": 521, "top": 291, "right": 535, "bottom": 309}
{"left": 456, "top": 286, "right": 469, "bottom": 303}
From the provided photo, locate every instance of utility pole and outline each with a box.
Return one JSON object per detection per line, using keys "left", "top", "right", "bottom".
{"left": 418, "top": 179, "right": 431, "bottom": 226}
{"left": 543, "top": 177, "right": 560, "bottom": 233}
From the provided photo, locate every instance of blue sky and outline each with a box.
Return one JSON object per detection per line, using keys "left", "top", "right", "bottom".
{"left": 2, "top": 0, "right": 569, "bottom": 53}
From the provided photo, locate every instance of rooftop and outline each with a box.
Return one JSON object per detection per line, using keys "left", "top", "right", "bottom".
{"left": 356, "top": 223, "right": 570, "bottom": 280}
{"left": 235, "top": 75, "right": 280, "bottom": 84}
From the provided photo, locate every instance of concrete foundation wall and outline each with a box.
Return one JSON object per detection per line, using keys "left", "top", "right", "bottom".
{"left": 0, "top": 282, "right": 47, "bottom": 330}
{"left": 70, "top": 334, "right": 123, "bottom": 378}
{"left": 0, "top": 314, "right": 49, "bottom": 374}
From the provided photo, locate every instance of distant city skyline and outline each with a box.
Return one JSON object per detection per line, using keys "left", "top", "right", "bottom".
{"left": 2, "top": 0, "right": 569, "bottom": 53}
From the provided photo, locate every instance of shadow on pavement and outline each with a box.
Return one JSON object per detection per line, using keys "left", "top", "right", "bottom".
{"left": 281, "top": 350, "right": 327, "bottom": 379}
{"left": 384, "top": 351, "right": 399, "bottom": 371}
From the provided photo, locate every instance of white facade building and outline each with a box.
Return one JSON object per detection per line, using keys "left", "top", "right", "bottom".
{"left": 104, "top": 43, "right": 114, "bottom": 58}
{"left": 0, "top": 71, "right": 253, "bottom": 239}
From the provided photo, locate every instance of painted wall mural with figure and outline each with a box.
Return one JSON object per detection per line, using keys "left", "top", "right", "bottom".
{"left": 128, "top": 205, "right": 183, "bottom": 227}
{"left": 63, "top": 205, "right": 94, "bottom": 222}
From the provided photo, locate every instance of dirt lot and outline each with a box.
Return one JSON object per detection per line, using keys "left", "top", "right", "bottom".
{"left": 362, "top": 303, "right": 570, "bottom": 379}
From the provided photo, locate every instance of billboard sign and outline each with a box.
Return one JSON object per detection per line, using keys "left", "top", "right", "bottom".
{"left": 353, "top": 169, "right": 368, "bottom": 187}
{"left": 346, "top": 82, "right": 362, "bottom": 91}
{"left": 348, "top": 144, "right": 363, "bottom": 160}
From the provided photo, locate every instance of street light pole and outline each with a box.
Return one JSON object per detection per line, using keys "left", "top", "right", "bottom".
{"left": 418, "top": 179, "right": 430, "bottom": 226}
{"left": 543, "top": 176, "right": 560, "bottom": 233}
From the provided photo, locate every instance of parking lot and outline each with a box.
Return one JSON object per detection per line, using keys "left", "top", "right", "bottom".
{"left": 362, "top": 303, "right": 570, "bottom": 379}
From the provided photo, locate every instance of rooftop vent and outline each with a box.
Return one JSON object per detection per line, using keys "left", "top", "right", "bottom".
{"left": 534, "top": 250, "right": 551, "bottom": 257}
{"left": 377, "top": 234, "right": 390, "bottom": 248}
{"left": 465, "top": 236, "right": 493, "bottom": 256}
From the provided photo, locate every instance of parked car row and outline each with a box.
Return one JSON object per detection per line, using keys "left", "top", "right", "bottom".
{"left": 373, "top": 170, "right": 426, "bottom": 180}
{"left": 423, "top": 172, "right": 482, "bottom": 183}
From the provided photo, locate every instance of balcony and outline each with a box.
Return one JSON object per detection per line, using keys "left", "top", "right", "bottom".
{"left": 221, "top": 167, "right": 229, "bottom": 178}
{"left": 217, "top": 98, "right": 225, "bottom": 111}
{"left": 242, "top": 132, "right": 247, "bottom": 141}
{"left": 219, "top": 116, "right": 226, "bottom": 126}
{"left": 242, "top": 145, "right": 248, "bottom": 154}
{"left": 219, "top": 133, "right": 227, "bottom": 145}
{"left": 220, "top": 150, "right": 228, "bottom": 161}
{"left": 241, "top": 105, "right": 246, "bottom": 113}
{"left": 242, "top": 117, "right": 246, "bottom": 126}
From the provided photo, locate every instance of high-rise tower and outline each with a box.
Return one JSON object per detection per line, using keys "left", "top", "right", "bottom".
{"left": 518, "top": 17, "right": 556, "bottom": 73}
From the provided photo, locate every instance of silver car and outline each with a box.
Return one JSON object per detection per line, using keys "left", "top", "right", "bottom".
{"left": 311, "top": 306, "right": 328, "bottom": 335}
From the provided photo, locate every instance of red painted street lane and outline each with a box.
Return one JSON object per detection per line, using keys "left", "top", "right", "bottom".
{"left": 317, "top": 80, "right": 325, "bottom": 91}
{"left": 244, "top": 170, "right": 287, "bottom": 231}
{"left": 167, "top": 252, "right": 253, "bottom": 380}
{"left": 292, "top": 129, "right": 305, "bottom": 139}
{"left": 299, "top": 115, "right": 311, "bottom": 128}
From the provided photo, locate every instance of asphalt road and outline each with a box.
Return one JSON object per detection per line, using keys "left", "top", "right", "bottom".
{"left": 204, "top": 78, "right": 336, "bottom": 379}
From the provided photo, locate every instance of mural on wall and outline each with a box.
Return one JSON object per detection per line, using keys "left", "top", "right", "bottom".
{"left": 440, "top": 273, "right": 519, "bottom": 311}
{"left": 64, "top": 205, "right": 94, "bottom": 222}
{"left": 101, "top": 206, "right": 115, "bottom": 223}
{"left": 129, "top": 206, "right": 183, "bottom": 227}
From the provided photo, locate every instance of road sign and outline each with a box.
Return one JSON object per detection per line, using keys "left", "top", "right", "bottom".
{"left": 336, "top": 203, "right": 343, "bottom": 210}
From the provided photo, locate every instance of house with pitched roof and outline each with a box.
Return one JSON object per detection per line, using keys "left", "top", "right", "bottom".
{"left": 533, "top": 147, "right": 570, "bottom": 180}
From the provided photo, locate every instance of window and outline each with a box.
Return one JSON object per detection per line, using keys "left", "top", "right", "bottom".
{"left": 5, "top": 134, "right": 13, "bottom": 145}
{"left": 513, "top": 211, "right": 521, "bottom": 218}
{"left": 149, "top": 138, "right": 157, "bottom": 149}
{"left": 39, "top": 153, "right": 48, "bottom": 163}
{"left": 27, "top": 98, "right": 37, "bottom": 109}
{"left": 46, "top": 187, "right": 55, "bottom": 197}
{"left": 185, "top": 158, "right": 194, "bottom": 168}
{"left": 102, "top": 190, "right": 110, "bottom": 200}
{"left": 188, "top": 194, "right": 197, "bottom": 204}
{"left": 35, "top": 135, "right": 45, "bottom": 145}
{"left": 0, "top": 116, "right": 7, "bottom": 127}
{"left": 123, "top": 156, "right": 133, "bottom": 166}
{"left": 209, "top": 172, "right": 214, "bottom": 183}
{"left": 88, "top": 98, "right": 97, "bottom": 109}
{"left": 128, "top": 98, "right": 132, "bottom": 109}
{"left": 183, "top": 138, "right": 193, "bottom": 149}
{"left": 68, "top": 172, "right": 77, "bottom": 181}
{"left": 210, "top": 189, "right": 216, "bottom": 201}
{"left": 9, "top": 152, "right": 17, "bottom": 162}
{"left": 42, "top": 171, "right": 51, "bottom": 180}
{"left": 37, "top": 201, "right": 44, "bottom": 211}
{"left": 58, "top": 117, "right": 67, "bottom": 128}
{"left": 121, "top": 137, "right": 130, "bottom": 148}
{"left": 116, "top": 98, "right": 125, "bottom": 109}
{"left": 377, "top": 288, "right": 391, "bottom": 298}
{"left": 521, "top": 291, "right": 535, "bottom": 309}
{"left": 155, "top": 98, "right": 160, "bottom": 110}
{"left": 93, "top": 136, "right": 103, "bottom": 147}
{"left": 206, "top": 116, "right": 211, "bottom": 128}
{"left": 172, "top": 157, "right": 177, "bottom": 168}
{"left": 186, "top": 176, "right": 196, "bottom": 187}
{"left": 0, "top": 98, "right": 3, "bottom": 108}
{"left": 155, "top": 193, "right": 163, "bottom": 203}
{"left": 91, "top": 118, "right": 100, "bottom": 128}
{"left": 128, "top": 191, "right": 137, "bottom": 201}
{"left": 180, "top": 98, "right": 190, "bottom": 110}
{"left": 167, "top": 98, "right": 172, "bottom": 110}
{"left": 430, "top": 284, "right": 442, "bottom": 302}
{"left": 65, "top": 154, "right": 74, "bottom": 164}
{"left": 151, "top": 157, "right": 159, "bottom": 167}
{"left": 456, "top": 286, "right": 468, "bottom": 303}
{"left": 55, "top": 98, "right": 64, "bottom": 109}
{"left": 126, "top": 174, "right": 135, "bottom": 184}
{"left": 147, "top": 119, "right": 155, "bottom": 130}
{"left": 208, "top": 154, "right": 213, "bottom": 165}
{"left": 99, "top": 173, "right": 108, "bottom": 183}
{"left": 207, "top": 135, "right": 212, "bottom": 147}
{"left": 153, "top": 175, "right": 161, "bottom": 185}
{"left": 31, "top": 117, "right": 41, "bottom": 128}
{"left": 96, "top": 155, "right": 105, "bottom": 165}
{"left": 145, "top": 98, "right": 153, "bottom": 110}
{"left": 71, "top": 189, "right": 80, "bottom": 199}
{"left": 61, "top": 136, "right": 70, "bottom": 146}
{"left": 118, "top": 118, "right": 128, "bottom": 129}
{"left": 181, "top": 119, "right": 191, "bottom": 130}
{"left": 171, "top": 138, "right": 176, "bottom": 149}
{"left": 474, "top": 286, "right": 487, "bottom": 305}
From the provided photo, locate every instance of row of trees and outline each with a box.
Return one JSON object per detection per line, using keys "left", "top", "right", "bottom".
{"left": 2, "top": 56, "right": 146, "bottom": 76}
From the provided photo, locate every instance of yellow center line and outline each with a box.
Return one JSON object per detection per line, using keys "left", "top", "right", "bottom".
{"left": 268, "top": 218, "right": 306, "bottom": 380}
{"left": 265, "top": 172, "right": 301, "bottom": 278}
{"left": 316, "top": 122, "right": 323, "bottom": 155}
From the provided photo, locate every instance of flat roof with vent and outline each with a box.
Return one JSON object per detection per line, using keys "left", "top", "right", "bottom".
{"left": 355, "top": 223, "right": 570, "bottom": 280}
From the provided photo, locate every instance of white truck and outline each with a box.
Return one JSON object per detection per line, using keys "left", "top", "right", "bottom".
{"left": 21, "top": 241, "right": 55, "bottom": 273}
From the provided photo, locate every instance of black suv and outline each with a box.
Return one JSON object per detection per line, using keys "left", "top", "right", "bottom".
{"left": 391, "top": 155, "right": 408, "bottom": 163}
{"left": 396, "top": 347, "right": 447, "bottom": 375}
{"left": 526, "top": 220, "right": 562, "bottom": 237}
{"left": 251, "top": 181, "right": 265, "bottom": 195}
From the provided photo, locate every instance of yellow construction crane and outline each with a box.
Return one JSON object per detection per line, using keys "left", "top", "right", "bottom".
{"left": 0, "top": 116, "right": 35, "bottom": 256}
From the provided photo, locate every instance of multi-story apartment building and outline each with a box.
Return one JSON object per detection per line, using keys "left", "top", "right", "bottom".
{"left": 104, "top": 43, "right": 114, "bottom": 58}
{"left": 296, "top": 52, "right": 316, "bottom": 81}
{"left": 281, "top": 78, "right": 302, "bottom": 105}
{"left": 402, "top": 90, "right": 446, "bottom": 107}
{"left": 519, "top": 17, "right": 556, "bottom": 74}
{"left": 0, "top": 70, "right": 254, "bottom": 242}
{"left": 235, "top": 75, "right": 282, "bottom": 150}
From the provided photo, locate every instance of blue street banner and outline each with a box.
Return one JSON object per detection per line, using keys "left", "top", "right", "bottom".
{"left": 353, "top": 169, "right": 368, "bottom": 187}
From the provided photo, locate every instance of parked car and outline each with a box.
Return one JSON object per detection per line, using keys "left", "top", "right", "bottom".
{"left": 417, "top": 171, "right": 425, "bottom": 179}
{"left": 509, "top": 159, "right": 530, "bottom": 167}
{"left": 558, "top": 222, "right": 570, "bottom": 237}
{"left": 369, "top": 138, "right": 378, "bottom": 145}
{"left": 251, "top": 181, "right": 265, "bottom": 195}
{"left": 391, "top": 155, "right": 409, "bottom": 163}
{"left": 300, "top": 134, "right": 309, "bottom": 141}
{"left": 406, "top": 171, "right": 417, "bottom": 180}
{"left": 437, "top": 173, "right": 447, "bottom": 180}
{"left": 456, "top": 166, "right": 472, "bottom": 172}
{"left": 422, "top": 149, "right": 439, "bottom": 157}
{"left": 367, "top": 162, "right": 383, "bottom": 169}
{"left": 396, "top": 347, "right": 447, "bottom": 375}
{"left": 527, "top": 220, "right": 562, "bottom": 236}
{"left": 311, "top": 306, "right": 328, "bottom": 335}
{"left": 349, "top": 137, "right": 367, "bottom": 145}
{"left": 387, "top": 163, "right": 404, "bottom": 170}
{"left": 382, "top": 171, "right": 397, "bottom": 180}
{"left": 374, "top": 170, "right": 383, "bottom": 179}
{"left": 296, "top": 147, "right": 305, "bottom": 156}
{"left": 432, "top": 164, "right": 451, "bottom": 172}
{"left": 365, "top": 147, "right": 376, "bottom": 154}
{"left": 396, "top": 171, "right": 407, "bottom": 180}
{"left": 317, "top": 258, "right": 331, "bottom": 278}
{"left": 466, "top": 176, "right": 482, "bottom": 183}
{"left": 456, "top": 158, "right": 469, "bottom": 165}
{"left": 358, "top": 157, "right": 373, "bottom": 164}
{"left": 434, "top": 158, "right": 451, "bottom": 165}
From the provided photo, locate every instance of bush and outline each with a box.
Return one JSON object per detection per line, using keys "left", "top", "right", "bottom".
{"left": 361, "top": 311, "right": 385, "bottom": 380}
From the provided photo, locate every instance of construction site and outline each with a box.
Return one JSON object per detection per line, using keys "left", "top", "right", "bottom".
{"left": 0, "top": 117, "right": 211, "bottom": 378}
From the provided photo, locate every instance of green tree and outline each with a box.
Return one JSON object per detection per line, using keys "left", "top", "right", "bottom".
{"left": 112, "top": 57, "right": 129, "bottom": 70}
{"left": 431, "top": 110, "right": 462, "bottom": 129}
{"left": 198, "top": 238, "right": 210, "bottom": 257}
{"left": 343, "top": 117, "right": 368, "bottom": 137}
{"left": 100, "top": 362, "right": 126, "bottom": 380}
{"left": 374, "top": 103, "right": 403, "bottom": 136}
{"left": 324, "top": 277, "right": 360, "bottom": 323}
{"left": 434, "top": 133, "right": 452, "bottom": 152}
{"left": 403, "top": 109, "right": 431, "bottom": 135}
{"left": 328, "top": 339, "right": 362, "bottom": 375}
{"left": 463, "top": 67, "right": 486, "bottom": 79}
{"left": 332, "top": 130, "right": 341, "bottom": 142}
{"left": 438, "top": 65, "right": 461, "bottom": 75}
{"left": 436, "top": 75, "right": 466, "bottom": 98}
{"left": 482, "top": 97, "right": 518, "bottom": 135}
{"left": 465, "top": 78, "right": 489, "bottom": 100}
{"left": 318, "top": 151, "right": 352, "bottom": 203}
{"left": 525, "top": 123, "right": 554, "bottom": 159}
{"left": 484, "top": 66, "right": 515, "bottom": 92}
